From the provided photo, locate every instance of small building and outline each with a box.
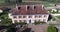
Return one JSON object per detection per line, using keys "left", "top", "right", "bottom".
{"left": 9, "top": 4, "right": 49, "bottom": 24}
{"left": 51, "top": 8, "right": 60, "bottom": 13}
{"left": 51, "top": 9, "right": 57, "bottom": 12}
{"left": 0, "top": 9, "right": 3, "bottom": 13}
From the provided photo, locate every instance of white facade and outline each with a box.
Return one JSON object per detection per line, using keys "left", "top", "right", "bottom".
{"left": 8, "top": 13, "right": 49, "bottom": 24}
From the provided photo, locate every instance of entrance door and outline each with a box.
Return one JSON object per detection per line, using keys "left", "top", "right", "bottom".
{"left": 29, "top": 20, "right": 31, "bottom": 23}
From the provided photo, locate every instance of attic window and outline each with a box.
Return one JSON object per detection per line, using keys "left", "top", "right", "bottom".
{"left": 27, "top": 6, "right": 30, "bottom": 10}
{"left": 18, "top": 7, "right": 21, "bottom": 10}
{"left": 34, "top": 6, "right": 36, "bottom": 9}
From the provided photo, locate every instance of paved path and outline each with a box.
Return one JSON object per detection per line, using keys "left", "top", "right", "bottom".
{"left": 28, "top": 24, "right": 48, "bottom": 32}
{"left": 45, "top": 5, "right": 60, "bottom": 10}
{"left": 51, "top": 14, "right": 60, "bottom": 16}
{"left": 55, "top": 25, "right": 60, "bottom": 32}
{"left": 47, "top": 12, "right": 60, "bottom": 24}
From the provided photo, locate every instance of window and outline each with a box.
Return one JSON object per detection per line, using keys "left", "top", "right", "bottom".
{"left": 23, "top": 16, "right": 26, "bottom": 18}
{"left": 19, "top": 16, "right": 22, "bottom": 18}
{"left": 24, "top": 20, "right": 26, "bottom": 22}
{"left": 14, "top": 20, "right": 17, "bottom": 23}
{"left": 34, "top": 6, "right": 36, "bottom": 9}
{"left": 18, "top": 7, "right": 21, "bottom": 10}
{"left": 19, "top": 20, "right": 22, "bottom": 22}
{"left": 29, "top": 16, "right": 32, "bottom": 18}
{"left": 35, "top": 16, "right": 37, "bottom": 18}
{"left": 13, "top": 16, "right": 17, "bottom": 18}
{"left": 27, "top": 6, "right": 30, "bottom": 10}
{"left": 24, "top": 20, "right": 26, "bottom": 23}
{"left": 39, "top": 16, "right": 41, "bottom": 18}
{"left": 44, "top": 15, "right": 46, "bottom": 17}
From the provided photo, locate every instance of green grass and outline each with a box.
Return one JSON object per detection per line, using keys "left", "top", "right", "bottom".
{"left": 0, "top": 0, "right": 5, "bottom": 3}
{"left": 43, "top": 3, "right": 53, "bottom": 7}
{"left": 56, "top": 16, "right": 60, "bottom": 19}
{"left": 47, "top": 25, "right": 56, "bottom": 32}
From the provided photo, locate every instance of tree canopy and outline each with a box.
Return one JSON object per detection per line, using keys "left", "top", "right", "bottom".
{"left": 5, "top": 0, "right": 22, "bottom": 3}
{"left": 40, "top": 0, "right": 60, "bottom": 3}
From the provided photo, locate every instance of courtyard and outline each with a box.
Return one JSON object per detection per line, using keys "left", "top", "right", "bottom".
{"left": 28, "top": 24, "right": 48, "bottom": 32}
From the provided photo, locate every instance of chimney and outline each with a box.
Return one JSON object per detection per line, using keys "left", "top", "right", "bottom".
{"left": 16, "top": 4, "right": 18, "bottom": 11}
{"left": 42, "top": 5, "right": 44, "bottom": 10}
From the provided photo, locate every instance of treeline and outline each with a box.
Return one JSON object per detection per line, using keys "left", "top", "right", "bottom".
{"left": 5, "top": 0, "right": 22, "bottom": 3}
{"left": 40, "top": 0, "right": 60, "bottom": 3}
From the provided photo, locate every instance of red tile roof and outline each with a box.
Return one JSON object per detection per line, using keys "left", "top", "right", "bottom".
{"left": 10, "top": 5, "right": 48, "bottom": 15}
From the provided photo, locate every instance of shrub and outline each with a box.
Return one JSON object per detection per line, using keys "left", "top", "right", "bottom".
{"left": 16, "top": 22, "right": 27, "bottom": 25}
{"left": 34, "top": 21, "right": 46, "bottom": 25}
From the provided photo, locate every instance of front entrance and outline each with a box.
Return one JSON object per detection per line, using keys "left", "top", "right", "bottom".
{"left": 29, "top": 20, "right": 31, "bottom": 23}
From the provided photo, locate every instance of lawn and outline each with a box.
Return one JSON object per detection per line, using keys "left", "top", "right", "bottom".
{"left": 43, "top": 3, "right": 53, "bottom": 7}
{"left": 56, "top": 16, "right": 60, "bottom": 19}
{"left": 47, "top": 25, "right": 57, "bottom": 32}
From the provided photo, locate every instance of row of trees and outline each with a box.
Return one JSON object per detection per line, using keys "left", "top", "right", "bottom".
{"left": 5, "top": 0, "right": 22, "bottom": 3}
{"left": 4, "top": 0, "right": 60, "bottom": 3}
{"left": 40, "top": 0, "right": 60, "bottom": 3}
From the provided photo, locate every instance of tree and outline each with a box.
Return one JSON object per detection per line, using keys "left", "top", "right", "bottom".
{"left": 47, "top": 25, "right": 57, "bottom": 32}
{"left": 5, "top": 0, "right": 10, "bottom": 3}
{"left": 16, "top": 0, "right": 22, "bottom": 3}
{"left": 0, "top": 11, "right": 12, "bottom": 26}
{"left": 40, "top": 0, "right": 60, "bottom": 3}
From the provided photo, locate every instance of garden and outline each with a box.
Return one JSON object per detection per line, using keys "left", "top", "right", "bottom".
{"left": 34, "top": 21, "right": 46, "bottom": 25}
{"left": 48, "top": 8, "right": 60, "bottom": 14}
{"left": 46, "top": 25, "right": 58, "bottom": 32}
{"left": 48, "top": 10, "right": 60, "bottom": 14}
{"left": 0, "top": 11, "right": 12, "bottom": 26}
{"left": 16, "top": 22, "right": 27, "bottom": 25}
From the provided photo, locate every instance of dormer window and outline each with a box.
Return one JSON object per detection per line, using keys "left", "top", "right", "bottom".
{"left": 27, "top": 6, "right": 30, "bottom": 10}
{"left": 18, "top": 7, "right": 21, "bottom": 10}
{"left": 34, "top": 6, "right": 36, "bottom": 9}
